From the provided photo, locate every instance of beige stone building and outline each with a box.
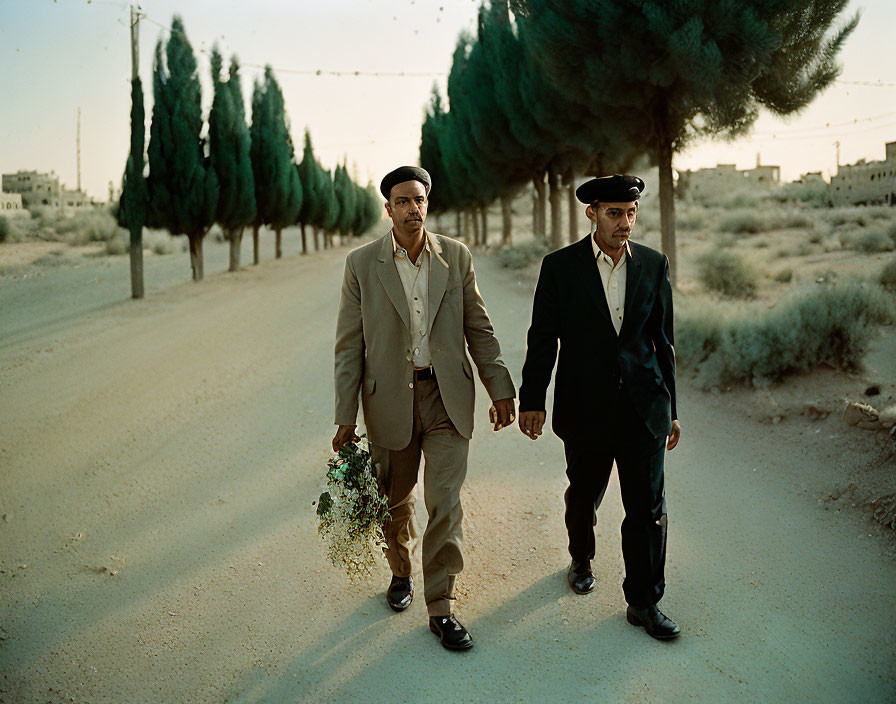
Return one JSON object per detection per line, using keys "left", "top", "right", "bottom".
{"left": 1, "top": 170, "right": 90, "bottom": 215}
{"left": 830, "top": 141, "right": 896, "bottom": 206}
{"left": 0, "top": 191, "right": 25, "bottom": 215}
{"left": 678, "top": 156, "right": 781, "bottom": 200}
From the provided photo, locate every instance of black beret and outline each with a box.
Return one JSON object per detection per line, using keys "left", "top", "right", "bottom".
{"left": 575, "top": 174, "right": 645, "bottom": 204}
{"left": 380, "top": 166, "right": 432, "bottom": 199}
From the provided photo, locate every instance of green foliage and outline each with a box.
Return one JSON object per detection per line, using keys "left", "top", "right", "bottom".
{"left": 697, "top": 250, "right": 758, "bottom": 298}
{"left": 146, "top": 16, "right": 219, "bottom": 238}
{"left": 497, "top": 239, "right": 550, "bottom": 269}
{"left": 250, "top": 66, "right": 301, "bottom": 233}
{"left": 297, "top": 130, "right": 326, "bottom": 229}
{"left": 776, "top": 180, "right": 832, "bottom": 208}
{"left": 333, "top": 164, "right": 358, "bottom": 237}
{"left": 209, "top": 50, "right": 256, "bottom": 235}
{"left": 677, "top": 280, "right": 894, "bottom": 387}
{"left": 319, "top": 169, "right": 340, "bottom": 233}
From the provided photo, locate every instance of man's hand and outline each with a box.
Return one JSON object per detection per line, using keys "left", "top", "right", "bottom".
{"left": 489, "top": 398, "right": 516, "bottom": 431}
{"left": 666, "top": 420, "right": 681, "bottom": 450}
{"left": 332, "top": 424, "right": 360, "bottom": 453}
{"left": 519, "top": 410, "right": 546, "bottom": 440}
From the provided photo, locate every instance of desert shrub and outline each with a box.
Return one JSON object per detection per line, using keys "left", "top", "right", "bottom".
{"left": 772, "top": 267, "right": 793, "bottom": 283}
{"left": 677, "top": 280, "right": 894, "bottom": 387}
{"left": 696, "top": 250, "right": 758, "bottom": 298}
{"left": 104, "top": 232, "right": 129, "bottom": 255}
{"left": 775, "top": 181, "right": 832, "bottom": 208}
{"left": 887, "top": 222, "right": 896, "bottom": 247}
{"left": 831, "top": 209, "right": 869, "bottom": 228}
{"left": 850, "top": 229, "right": 895, "bottom": 253}
{"left": 497, "top": 239, "right": 549, "bottom": 269}
{"left": 718, "top": 211, "right": 768, "bottom": 234}
{"left": 675, "top": 209, "right": 706, "bottom": 231}
{"left": 779, "top": 212, "right": 814, "bottom": 230}
{"left": 0, "top": 216, "right": 8, "bottom": 243}
{"left": 880, "top": 259, "right": 896, "bottom": 290}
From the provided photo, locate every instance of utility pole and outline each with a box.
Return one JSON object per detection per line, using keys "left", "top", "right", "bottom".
{"left": 76, "top": 107, "right": 81, "bottom": 193}
{"left": 127, "top": 3, "right": 145, "bottom": 299}
{"left": 834, "top": 141, "right": 840, "bottom": 173}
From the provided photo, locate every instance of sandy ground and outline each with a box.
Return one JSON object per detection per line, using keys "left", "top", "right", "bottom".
{"left": 1, "top": 234, "right": 894, "bottom": 703}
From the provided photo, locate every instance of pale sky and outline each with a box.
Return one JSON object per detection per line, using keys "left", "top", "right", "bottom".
{"left": 1, "top": 0, "right": 894, "bottom": 202}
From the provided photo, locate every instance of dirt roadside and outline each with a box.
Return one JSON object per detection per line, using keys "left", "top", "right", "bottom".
{"left": 0, "top": 237, "right": 893, "bottom": 703}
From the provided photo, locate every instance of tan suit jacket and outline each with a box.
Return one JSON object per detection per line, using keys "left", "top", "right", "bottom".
{"left": 334, "top": 231, "right": 516, "bottom": 451}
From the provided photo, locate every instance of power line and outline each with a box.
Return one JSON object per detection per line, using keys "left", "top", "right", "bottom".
{"left": 750, "top": 111, "right": 896, "bottom": 138}
{"left": 835, "top": 79, "right": 896, "bottom": 88}
{"left": 140, "top": 13, "right": 446, "bottom": 79}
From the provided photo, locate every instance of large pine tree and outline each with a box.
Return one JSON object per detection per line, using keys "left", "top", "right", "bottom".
{"left": 515, "top": 0, "right": 858, "bottom": 286}
{"left": 209, "top": 49, "right": 256, "bottom": 272}
{"left": 146, "top": 15, "right": 218, "bottom": 281}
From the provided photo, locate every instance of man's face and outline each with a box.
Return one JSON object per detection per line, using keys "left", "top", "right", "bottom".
{"left": 586, "top": 200, "right": 638, "bottom": 254}
{"left": 385, "top": 180, "right": 428, "bottom": 234}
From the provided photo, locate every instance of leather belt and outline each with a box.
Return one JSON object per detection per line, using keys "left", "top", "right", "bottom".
{"left": 414, "top": 367, "right": 436, "bottom": 381}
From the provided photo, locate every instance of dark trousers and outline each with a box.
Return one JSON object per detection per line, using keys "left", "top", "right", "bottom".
{"left": 563, "top": 387, "right": 668, "bottom": 607}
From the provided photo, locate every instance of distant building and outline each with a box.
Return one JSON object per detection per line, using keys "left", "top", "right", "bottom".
{"left": 798, "top": 171, "right": 826, "bottom": 185}
{"left": 678, "top": 154, "right": 781, "bottom": 200}
{"left": 0, "top": 190, "right": 25, "bottom": 215}
{"left": 1, "top": 170, "right": 90, "bottom": 215}
{"left": 830, "top": 141, "right": 896, "bottom": 206}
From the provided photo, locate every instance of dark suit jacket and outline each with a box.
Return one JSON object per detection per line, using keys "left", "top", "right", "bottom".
{"left": 519, "top": 235, "right": 676, "bottom": 441}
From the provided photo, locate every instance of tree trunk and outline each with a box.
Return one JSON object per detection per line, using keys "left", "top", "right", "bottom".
{"left": 463, "top": 210, "right": 471, "bottom": 241}
{"left": 301, "top": 223, "right": 307, "bottom": 254}
{"left": 313, "top": 226, "right": 320, "bottom": 251}
{"left": 658, "top": 139, "right": 677, "bottom": 288}
{"left": 471, "top": 208, "right": 480, "bottom": 246}
{"left": 564, "top": 168, "right": 578, "bottom": 244}
{"left": 228, "top": 228, "right": 242, "bottom": 272}
{"left": 500, "top": 194, "right": 512, "bottom": 246}
{"left": 480, "top": 207, "right": 488, "bottom": 247}
{"left": 533, "top": 172, "right": 547, "bottom": 241}
{"left": 455, "top": 211, "right": 462, "bottom": 239}
{"left": 129, "top": 226, "right": 144, "bottom": 299}
{"left": 275, "top": 228, "right": 283, "bottom": 259}
{"left": 188, "top": 232, "right": 204, "bottom": 281}
{"left": 252, "top": 224, "right": 260, "bottom": 265}
{"left": 548, "top": 166, "right": 562, "bottom": 250}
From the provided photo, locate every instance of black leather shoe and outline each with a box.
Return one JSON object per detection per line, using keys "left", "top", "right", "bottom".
{"left": 386, "top": 575, "right": 414, "bottom": 612}
{"left": 567, "top": 560, "right": 595, "bottom": 595}
{"left": 626, "top": 604, "right": 681, "bottom": 640}
{"left": 429, "top": 615, "right": 473, "bottom": 651}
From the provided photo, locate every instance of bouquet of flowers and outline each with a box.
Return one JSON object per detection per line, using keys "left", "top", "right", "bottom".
{"left": 316, "top": 435, "right": 390, "bottom": 581}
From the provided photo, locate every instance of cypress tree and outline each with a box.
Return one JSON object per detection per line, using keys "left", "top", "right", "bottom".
{"left": 515, "top": 0, "right": 858, "bottom": 286}
{"left": 319, "top": 168, "right": 340, "bottom": 248}
{"left": 146, "top": 15, "right": 218, "bottom": 281}
{"left": 334, "top": 163, "right": 357, "bottom": 240}
{"left": 297, "top": 130, "right": 325, "bottom": 252}
{"left": 119, "top": 76, "right": 148, "bottom": 299}
{"left": 249, "top": 66, "right": 302, "bottom": 261}
{"left": 209, "top": 49, "right": 256, "bottom": 272}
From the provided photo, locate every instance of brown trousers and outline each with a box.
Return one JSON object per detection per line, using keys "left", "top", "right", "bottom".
{"left": 370, "top": 378, "right": 469, "bottom": 616}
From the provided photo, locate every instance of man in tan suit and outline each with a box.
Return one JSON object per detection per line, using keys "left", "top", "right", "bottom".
{"left": 333, "top": 166, "right": 515, "bottom": 651}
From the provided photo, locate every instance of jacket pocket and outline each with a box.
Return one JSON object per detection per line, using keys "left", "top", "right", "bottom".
{"left": 363, "top": 377, "right": 376, "bottom": 395}
{"left": 462, "top": 361, "right": 473, "bottom": 380}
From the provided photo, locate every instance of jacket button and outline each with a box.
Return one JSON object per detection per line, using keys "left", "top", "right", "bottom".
{"left": 408, "top": 382, "right": 414, "bottom": 389}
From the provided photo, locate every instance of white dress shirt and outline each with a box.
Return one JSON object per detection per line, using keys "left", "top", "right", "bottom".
{"left": 591, "top": 235, "right": 630, "bottom": 335}
{"left": 392, "top": 230, "right": 434, "bottom": 368}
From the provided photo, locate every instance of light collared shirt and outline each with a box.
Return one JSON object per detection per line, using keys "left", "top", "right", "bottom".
{"left": 591, "top": 235, "right": 630, "bottom": 335}
{"left": 392, "top": 230, "right": 438, "bottom": 368}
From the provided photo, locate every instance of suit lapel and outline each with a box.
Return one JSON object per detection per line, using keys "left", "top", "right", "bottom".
{"left": 376, "top": 233, "right": 410, "bottom": 331}
{"left": 427, "top": 235, "right": 449, "bottom": 334}
{"left": 579, "top": 235, "right": 617, "bottom": 335}
{"left": 619, "top": 243, "right": 643, "bottom": 339}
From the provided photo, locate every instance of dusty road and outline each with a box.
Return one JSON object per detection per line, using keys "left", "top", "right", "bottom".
{"left": 1, "top": 235, "right": 894, "bottom": 703}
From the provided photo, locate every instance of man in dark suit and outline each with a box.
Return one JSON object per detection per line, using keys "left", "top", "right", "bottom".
{"left": 518, "top": 174, "right": 682, "bottom": 640}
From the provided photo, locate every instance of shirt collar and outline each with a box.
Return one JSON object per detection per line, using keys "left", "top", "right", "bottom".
{"left": 391, "top": 229, "right": 441, "bottom": 260}
{"left": 591, "top": 234, "right": 630, "bottom": 268}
